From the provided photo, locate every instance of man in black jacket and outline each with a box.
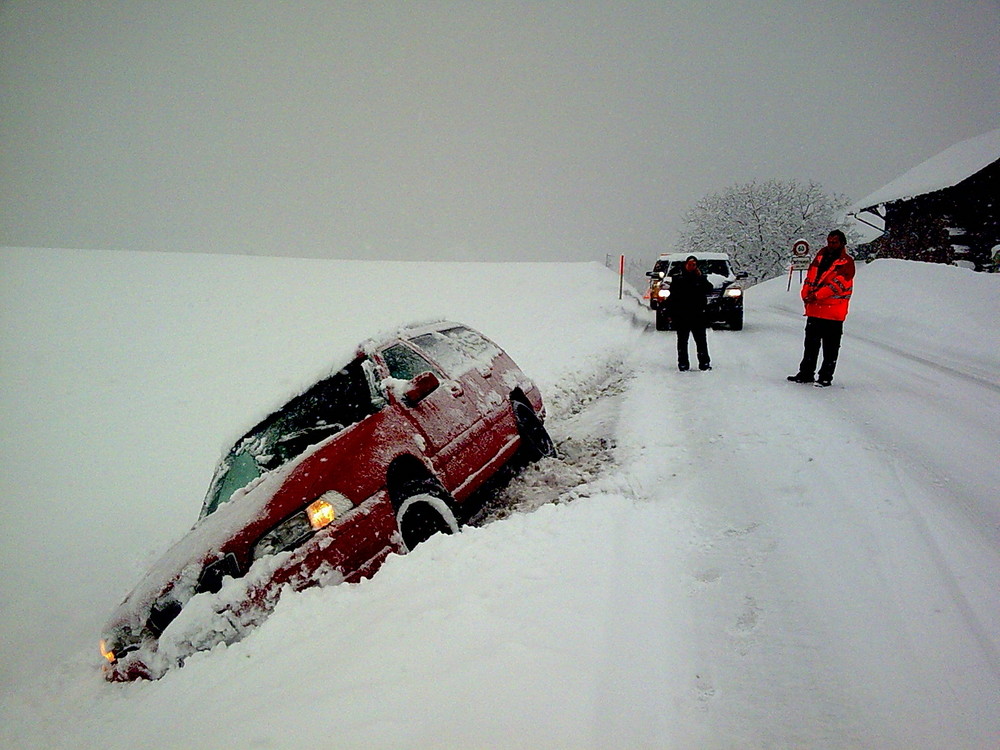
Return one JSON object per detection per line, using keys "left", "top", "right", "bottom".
{"left": 668, "top": 256, "right": 713, "bottom": 371}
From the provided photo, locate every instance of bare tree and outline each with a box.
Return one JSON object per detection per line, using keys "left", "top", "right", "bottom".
{"left": 674, "top": 179, "right": 859, "bottom": 282}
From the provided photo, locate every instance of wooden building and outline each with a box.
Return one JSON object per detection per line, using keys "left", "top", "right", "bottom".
{"left": 851, "top": 128, "right": 999, "bottom": 270}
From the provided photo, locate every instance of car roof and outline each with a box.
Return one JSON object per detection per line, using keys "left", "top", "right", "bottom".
{"left": 360, "top": 319, "right": 466, "bottom": 351}
{"left": 656, "top": 252, "right": 731, "bottom": 261}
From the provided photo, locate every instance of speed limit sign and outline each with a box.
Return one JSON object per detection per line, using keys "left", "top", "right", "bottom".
{"left": 788, "top": 239, "right": 811, "bottom": 289}
{"left": 790, "top": 240, "right": 811, "bottom": 270}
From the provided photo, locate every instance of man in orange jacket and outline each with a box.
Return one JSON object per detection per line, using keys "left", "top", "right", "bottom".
{"left": 787, "top": 230, "right": 855, "bottom": 387}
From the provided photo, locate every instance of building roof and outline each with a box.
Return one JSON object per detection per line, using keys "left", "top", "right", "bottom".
{"left": 854, "top": 127, "right": 1000, "bottom": 212}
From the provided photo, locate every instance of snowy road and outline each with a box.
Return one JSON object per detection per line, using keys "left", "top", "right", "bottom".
{"left": 473, "top": 273, "right": 1000, "bottom": 747}
{"left": 599, "top": 294, "right": 1000, "bottom": 748}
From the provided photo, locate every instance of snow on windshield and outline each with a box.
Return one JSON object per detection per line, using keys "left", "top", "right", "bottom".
{"left": 410, "top": 325, "right": 501, "bottom": 377}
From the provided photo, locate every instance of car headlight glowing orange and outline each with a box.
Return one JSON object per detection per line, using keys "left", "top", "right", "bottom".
{"left": 100, "top": 639, "right": 116, "bottom": 664}
{"left": 253, "top": 491, "right": 354, "bottom": 560}
{"left": 306, "top": 499, "right": 337, "bottom": 530}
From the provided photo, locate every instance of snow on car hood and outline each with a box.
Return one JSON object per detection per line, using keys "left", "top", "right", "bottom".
{"left": 705, "top": 272, "right": 734, "bottom": 289}
{"left": 104, "top": 457, "right": 298, "bottom": 632}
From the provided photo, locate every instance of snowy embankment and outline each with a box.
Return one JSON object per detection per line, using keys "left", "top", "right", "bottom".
{"left": 1, "top": 248, "right": 998, "bottom": 749}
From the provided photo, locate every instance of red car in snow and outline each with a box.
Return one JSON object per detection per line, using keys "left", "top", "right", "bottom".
{"left": 100, "top": 321, "right": 554, "bottom": 681}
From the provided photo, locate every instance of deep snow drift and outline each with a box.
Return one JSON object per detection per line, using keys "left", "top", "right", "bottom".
{"left": 1, "top": 248, "right": 998, "bottom": 749}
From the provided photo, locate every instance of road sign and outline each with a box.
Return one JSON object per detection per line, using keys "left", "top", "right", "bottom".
{"left": 787, "top": 239, "right": 811, "bottom": 290}
{"left": 790, "top": 239, "right": 811, "bottom": 271}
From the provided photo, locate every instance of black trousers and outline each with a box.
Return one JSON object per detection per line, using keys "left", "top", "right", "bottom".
{"left": 675, "top": 319, "right": 710, "bottom": 369}
{"left": 798, "top": 316, "right": 843, "bottom": 381}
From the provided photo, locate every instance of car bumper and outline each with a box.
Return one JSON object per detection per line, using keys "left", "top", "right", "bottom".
{"left": 705, "top": 296, "right": 742, "bottom": 322}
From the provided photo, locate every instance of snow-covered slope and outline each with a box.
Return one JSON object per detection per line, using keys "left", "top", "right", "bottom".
{"left": 1, "top": 248, "right": 998, "bottom": 749}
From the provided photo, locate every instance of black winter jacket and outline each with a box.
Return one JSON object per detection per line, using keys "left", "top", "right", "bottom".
{"left": 668, "top": 270, "right": 713, "bottom": 321}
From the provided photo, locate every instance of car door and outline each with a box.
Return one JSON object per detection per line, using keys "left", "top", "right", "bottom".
{"left": 377, "top": 341, "right": 481, "bottom": 490}
{"left": 411, "top": 325, "right": 512, "bottom": 430}
{"left": 407, "top": 328, "right": 509, "bottom": 475}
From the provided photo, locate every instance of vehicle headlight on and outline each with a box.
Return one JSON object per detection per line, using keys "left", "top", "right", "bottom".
{"left": 253, "top": 492, "right": 353, "bottom": 560}
{"left": 306, "top": 498, "right": 338, "bottom": 529}
{"left": 99, "top": 632, "right": 140, "bottom": 665}
{"left": 723, "top": 288, "right": 743, "bottom": 298}
{"left": 657, "top": 289, "right": 671, "bottom": 299}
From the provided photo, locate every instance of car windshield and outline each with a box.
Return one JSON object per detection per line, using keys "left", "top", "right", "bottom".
{"left": 200, "top": 357, "right": 381, "bottom": 518}
{"left": 668, "top": 259, "right": 731, "bottom": 276}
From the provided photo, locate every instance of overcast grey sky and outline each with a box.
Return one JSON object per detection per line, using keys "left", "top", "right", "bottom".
{"left": 2, "top": 1, "right": 998, "bottom": 262}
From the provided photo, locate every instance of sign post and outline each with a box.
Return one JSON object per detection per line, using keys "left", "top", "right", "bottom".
{"left": 787, "top": 239, "right": 811, "bottom": 291}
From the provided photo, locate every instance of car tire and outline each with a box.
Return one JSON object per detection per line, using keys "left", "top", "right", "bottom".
{"left": 655, "top": 308, "right": 671, "bottom": 331}
{"left": 396, "top": 492, "right": 458, "bottom": 551}
{"left": 730, "top": 310, "right": 744, "bottom": 330}
{"left": 512, "top": 399, "right": 557, "bottom": 462}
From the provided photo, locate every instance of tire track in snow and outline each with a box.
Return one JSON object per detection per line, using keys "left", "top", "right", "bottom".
{"left": 850, "top": 331, "right": 1000, "bottom": 393}
{"left": 469, "top": 348, "right": 638, "bottom": 525}
{"left": 877, "top": 448, "right": 1000, "bottom": 682}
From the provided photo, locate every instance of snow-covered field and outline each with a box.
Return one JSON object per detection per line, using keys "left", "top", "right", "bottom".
{"left": 1, "top": 248, "right": 998, "bottom": 749}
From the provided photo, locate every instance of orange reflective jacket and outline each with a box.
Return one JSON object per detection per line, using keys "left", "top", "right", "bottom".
{"left": 801, "top": 251, "right": 855, "bottom": 321}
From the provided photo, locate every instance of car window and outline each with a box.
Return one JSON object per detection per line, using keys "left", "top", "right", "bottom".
{"left": 380, "top": 343, "right": 441, "bottom": 381}
{"left": 268, "top": 358, "right": 381, "bottom": 457}
{"left": 203, "top": 449, "right": 261, "bottom": 517}
{"left": 703, "top": 260, "right": 731, "bottom": 276}
{"left": 410, "top": 326, "right": 501, "bottom": 375}
{"left": 441, "top": 326, "right": 501, "bottom": 362}
{"left": 201, "top": 357, "right": 381, "bottom": 518}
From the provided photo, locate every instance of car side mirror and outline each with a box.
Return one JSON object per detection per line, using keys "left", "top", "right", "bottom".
{"left": 403, "top": 371, "right": 440, "bottom": 406}
{"left": 736, "top": 271, "right": 749, "bottom": 280}
{"left": 646, "top": 271, "right": 657, "bottom": 278}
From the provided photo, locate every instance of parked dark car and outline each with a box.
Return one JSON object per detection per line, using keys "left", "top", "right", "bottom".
{"left": 100, "top": 321, "right": 554, "bottom": 681}
{"left": 647, "top": 252, "right": 748, "bottom": 330}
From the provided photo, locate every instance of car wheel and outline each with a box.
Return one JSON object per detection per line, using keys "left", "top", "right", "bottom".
{"left": 396, "top": 492, "right": 458, "bottom": 551}
{"left": 655, "top": 308, "right": 671, "bottom": 331}
{"left": 512, "top": 399, "right": 557, "bottom": 461}
{"left": 730, "top": 310, "right": 744, "bottom": 330}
